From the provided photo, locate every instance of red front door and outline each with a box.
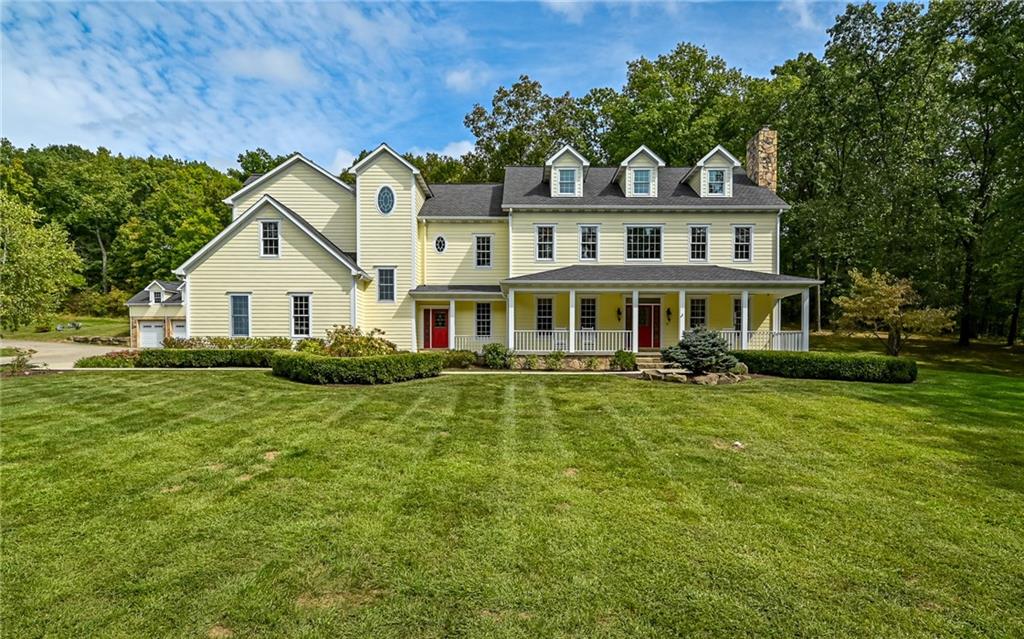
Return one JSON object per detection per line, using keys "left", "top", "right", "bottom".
{"left": 426, "top": 309, "right": 448, "bottom": 349}
{"left": 628, "top": 303, "right": 661, "bottom": 349}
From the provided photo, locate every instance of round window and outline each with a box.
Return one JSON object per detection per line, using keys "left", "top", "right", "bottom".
{"left": 434, "top": 236, "right": 447, "bottom": 253}
{"left": 377, "top": 186, "right": 395, "bottom": 214}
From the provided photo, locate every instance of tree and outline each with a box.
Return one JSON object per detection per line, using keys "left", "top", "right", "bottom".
{"left": 833, "top": 269, "right": 955, "bottom": 356}
{"left": 227, "top": 148, "right": 293, "bottom": 181}
{"left": 0, "top": 193, "right": 83, "bottom": 330}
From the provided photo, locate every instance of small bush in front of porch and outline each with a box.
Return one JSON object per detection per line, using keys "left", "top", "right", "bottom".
{"left": 481, "top": 343, "right": 513, "bottom": 369}
{"left": 662, "top": 328, "right": 738, "bottom": 374}
{"left": 522, "top": 354, "right": 541, "bottom": 370}
{"left": 324, "top": 325, "right": 397, "bottom": 357}
{"left": 732, "top": 350, "right": 918, "bottom": 383}
{"left": 611, "top": 350, "right": 636, "bottom": 371}
{"left": 544, "top": 350, "right": 566, "bottom": 370}
{"left": 440, "top": 350, "right": 477, "bottom": 369}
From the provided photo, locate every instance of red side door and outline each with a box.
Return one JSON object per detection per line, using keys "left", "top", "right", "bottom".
{"left": 638, "top": 305, "right": 653, "bottom": 349}
{"left": 430, "top": 309, "right": 449, "bottom": 349}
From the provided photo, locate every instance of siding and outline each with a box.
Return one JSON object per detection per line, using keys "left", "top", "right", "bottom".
{"left": 188, "top": 204, "right": 352, "bottom": 337}
{"left": 129, "top": 305, "right": 185, "bottom": 320}
{"left": 234, "top": 161, "right": 355, "bottom": 252}
{"left": 550, "top": 152, "right": 584, "bottom": 197}
{"left": 509, "top": 211, "right": 776, "bottom": 276}
{"left": 422, "top": 220, "right": 509, "bottom": 284}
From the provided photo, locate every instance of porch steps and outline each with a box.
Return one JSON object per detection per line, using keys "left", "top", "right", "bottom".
{"left": 635, "top": 354, "right": 674, "bottom": 371}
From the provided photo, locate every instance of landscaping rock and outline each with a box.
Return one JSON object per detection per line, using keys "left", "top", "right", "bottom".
{"left": 718, "top": 374, "right": 736, "bottom": 385}
{"left": 693, "top": 373, "right": 720, "bottom": 385}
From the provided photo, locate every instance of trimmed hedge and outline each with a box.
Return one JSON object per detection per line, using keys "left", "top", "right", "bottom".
{"left": 440, "top": 350, "right": 478, "bottom": 369}
{"left": 271, "top": 351, "right": 444, "bottom": 385}
{"left": 74, "top": 350, "right": 139, "bottom": 368}
{"left": 136, "top": 349, "right": 278, "bottom": 368}
{"left": 731, "top": 350, "right": 917, "bottom": 383}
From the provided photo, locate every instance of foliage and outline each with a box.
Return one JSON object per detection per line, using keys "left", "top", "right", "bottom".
{"left": 522, "top": 354, "right": 540, "bottom": 370}
{"left": 271, "top": 351, "right": 443, "bottom": 385}
{"left": 0, "top": 193, "right": 83, "bottom": 330}
{"left": 585, "top": 356, "right": 600, "bottom": 371}
{"left": 136, "top": 349, "right": 278, "bottom": 368}
{"left": 324, "top": 325, "right": 397, "bottom": 357}
{"left": 732, "top": 350, "right": 918, "bottom": 383}
{"left": 1, "top": 352, "right": 33, "bottom": 375}
{"left": 226, "top": 148, "right": 292, "bottom": 182}
{"left": 294, "top": 338, "right": 327, "bottom": 355}
{"left": 162, "top": 336, "right": 294, "bottom": 350}
{"left": 440, "top": 350, "right": 477, "bottom": 369}
{"left": 834, "top": 269, "right": 955, "bottom": 356}
{"left": 74, "top": 350, "right": 139, "bottom": 368}
{"left": 544, "top": 350, "right": 566, "bottom": 370}
{"left": 661, "top": 328, "right": 738, "bottom": 374}
{"left": 481, "top": 343, "right": 514, "bottom": 369}
{"left": 63, "top": 288, "right": 130, "bottom": 317}
{"left": 611, "top": 350, "right": 636, "bottom": 371}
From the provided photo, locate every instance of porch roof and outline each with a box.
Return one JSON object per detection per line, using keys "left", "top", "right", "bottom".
{"left": 409, "top": 284, "right": 503, "bottom": 299}
{"left": 502, "top": 264, "right": 820, "bottom": 287}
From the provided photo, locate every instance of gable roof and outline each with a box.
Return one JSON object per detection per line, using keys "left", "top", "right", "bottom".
{"left": 174, "top": 195, "right": 366, "bottom": 278}
{"left": 222, "top": 154, "right": 354, "bottom": 206}
{"left": 349, "top": 143, "right": 433, "bottom": 197}
{"left": 545, "top": 144, "right": 590, "bottom": 167}
{"left": 501, "top": 166, "right": 788, "bottom": 210}
{"left": 620, "top": 145, "right": 666, "bottom": 167}
{"left": 418, "top": 184, "right": 505, "bottom": 218}
{"left": 145, "top": 280, "right": 183, "bottom": 292}
{"left": 681, "top": 145, "right": 742, "bottom": 182}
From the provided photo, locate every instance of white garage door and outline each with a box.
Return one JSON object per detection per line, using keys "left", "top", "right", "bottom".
{"left": 172, "top": 321, "right": 186, "bottom": 339}
{"left": 140, "top": 321, "right": 165, "bottom": 348}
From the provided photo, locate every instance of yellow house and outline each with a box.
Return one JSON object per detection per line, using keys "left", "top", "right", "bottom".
{"left": 127, "top": 127, "right": 819, "bottom": 353}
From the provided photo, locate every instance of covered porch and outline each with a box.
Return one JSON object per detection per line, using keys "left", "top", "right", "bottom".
{"left": 409, "top": 285, "right": 507, "bottom": 353}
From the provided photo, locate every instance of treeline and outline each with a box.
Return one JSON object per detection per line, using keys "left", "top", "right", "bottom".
{"left": 2, "top": 1, "right": 1021, "bottom": 343}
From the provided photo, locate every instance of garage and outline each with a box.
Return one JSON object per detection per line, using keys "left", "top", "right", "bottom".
{"left": 139, "top": 321, "right": 165, "bottom": 348}
{"left": 172, "top": 321, "right": 186, "bottom": 339}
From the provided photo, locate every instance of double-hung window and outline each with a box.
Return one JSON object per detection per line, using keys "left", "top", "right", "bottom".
{"left": 291, "top": 294, "right": 311, "bottom": 338}
{"left": 732, "top": 298, "right": 744, "bottom": 332}
{"left": 558, "top": 168, "right": 576, "bottom": 195}
{"left": 536, "top": 225, "right": 555, "bottom": 261}
{"left": 476, "top": 303, "right": 491, "bottom": 338}
{"left": 151, "top": 291, "right": 162, "bottom": 304}
{"left": 377, "top": 268, "right": 395, "bottom": 302}
{"left": 475, "top": 235, "right": 492, "bottom": 268}
{"left": 688, "top": 298, "right": 707, "bottom": 329}
{"left": 733, "top": 226, "right": 752, "bottom": 261}
{"left": 580, "top": 298, "right": 597, "bottom": 330}
{"left": 632, "top": 169, "right": 651, "bottom": 195}
{"left": 579, "top": 225, "right": 598, "bottom": 260}
{"left": 708, "top": 169, "right": 726, "bottom": 195}
{"left": 626, "top": 225, "right": 662, "bottom": 261}
{"left": 536, "top": 298, "right": 553, "bottom": 331}
{"left": 689, "top": 225, "right": 708, "bottom": 261}
{"left": 260, "top": 221, "right": 280, "bottom": 256}
{"left": 230, "top": 294, "right": 250, "bottom": 337}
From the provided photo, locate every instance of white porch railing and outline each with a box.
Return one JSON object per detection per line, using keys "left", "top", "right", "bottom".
{"left": 453, "top": 335, "right": 501, "bottom": 353}
{"left": 716, "top": 330, "right": 804, "bottom": 351}
{"left": 515, "top": 329, "right": 569, "bottom": 353}
{"left": 575, "top": 329, "right": 632, "bottom": 354}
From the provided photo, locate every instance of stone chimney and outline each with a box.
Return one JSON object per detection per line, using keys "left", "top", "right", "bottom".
{"left": 746, "top": 126, "right": 778, "bottom": 192}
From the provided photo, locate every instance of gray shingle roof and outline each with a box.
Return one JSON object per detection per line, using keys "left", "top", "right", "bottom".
{"left": 242, "top": 173, "right": 263, "bottom": 186}
{"left": 126, "top": 289, "right": 183, "bottom": 306}
{"left": 501, "top": 166, "right": 789, "bottom": 210}
{"left": 418, "top": 184, "right": 505, "bottom": 218}
{"left": 409, "top": 284, "right": 503, "bottom": 296}
{"left": 503, "top": 265, "right": 818, "bottom": 285}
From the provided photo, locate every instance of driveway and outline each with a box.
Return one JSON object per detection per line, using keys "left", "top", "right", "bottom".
{"left": 1, "top": 339, "right": 120, "bottom": 370}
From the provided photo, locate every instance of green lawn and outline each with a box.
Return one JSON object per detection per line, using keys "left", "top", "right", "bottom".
{"left": 0, "top": 315, "right": 129, "bottom": 342}
{"left": 3, "top": 363, "right": 1023, "bottom": 637}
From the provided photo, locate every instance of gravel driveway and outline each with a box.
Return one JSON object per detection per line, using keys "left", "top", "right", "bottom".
{"left": 1, "top": 340, "right": 120, "bottom": 370}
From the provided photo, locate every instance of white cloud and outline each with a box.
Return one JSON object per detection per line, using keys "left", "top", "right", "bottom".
{"left": 779, "top": 0, "right": 820, "bottom": 31}
{"left": 329, "top": 148, "right": 357, "bottom": 174}
{"left": 444, "top": 65, "right": 491, "bottom": 93}
{"left": 409, "top": 140, "right": 474, "bottom": 158}
{"left": 541, "top": 0, "right": 590, "bottom": 25}
{"left": 219, "top": 48, "right": 317, "bottom": 87}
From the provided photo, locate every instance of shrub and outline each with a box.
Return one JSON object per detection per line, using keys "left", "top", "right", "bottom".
{"left": 295, "top": 338, "right": 327, "bottom": 355}
{"left": 661, "top": 328, "right": 738, "bottom": 374}
{"left": 324, "top": 325, "right": 397, "bottom": 357}
{"left": 482, "top": 343, "right": 513, "bottom": 369}
{"left": 585, "top": 356, "right": 600, "bottom": 371}
{"left": 271, "top": 351, "right": 443, "bottom": 385}
{"left": 732, "top": 350, "right": 918, "bottom": 383}
{"left": 440, "top": 350, "right": 477, "bottom": 369}
{"left": 523, "top": 354, "right": 540, "bottom": 370}
{"left": 74, "top": 350, "right": 139, "bottom": 368}
{"left": 163, "top": 336, "right": 293, "bottom": 350}
{"left": 544, "top": 350, "right": 566, "bottom": 370}
{"left": 136, "top": 349, "right": 277, "bottom": 368}
{"left": 611, "top": 350, "right": 636, "bottom": 371}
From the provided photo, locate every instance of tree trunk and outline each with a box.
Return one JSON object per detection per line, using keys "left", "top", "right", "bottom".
{"left": 887, "top": 329, "right": 902, "bottom": 356}
{"left": 1009, "top": 284, "right": 1023, "bottom": 347}
{"left": 958, "top": 237, "right": 975, "bottom": 346}
{"left": 95, "top": 227, "right": 108, "bottom": 293}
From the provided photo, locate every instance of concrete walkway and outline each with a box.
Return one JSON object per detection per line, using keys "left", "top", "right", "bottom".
{"left": 0, "top": 339, "right": 117, "bottom": 369}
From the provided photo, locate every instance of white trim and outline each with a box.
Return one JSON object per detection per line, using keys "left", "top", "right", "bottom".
{"left": 507, "top": 288, "right": 516, "bottom": 348}
{"left": 623, "top": 224, "right": 664, "bottom": 263}
{"left": 355, "top": 173, "right": 361, "bottom": 277}
{"left": 578, "top": 223, "right": 600, "bottom": 261}
{"left": 410, "top": 174, "right": 418, "bottom": 352}
{"left": 350, "top": 143, "right": 421, "bottom": 175}
{"left": 288, "top": 292, "right": 313, "bottom": 339}
{"left": 473, "top": 233, "right": 494, "bottom": 269}
{"left": 349, "top": 278, "right": 357, "bottom": 326}
{"left": 376, "top": 184, "right": 396, "bottom": 215}
{"left": 228, "top": 292, "right": 251, "bottom": 338}
{"left": 258, "top": 219, "right": 281, "bottom": 257}
{"left": 175, "top": 195, "right": 365, "bottom": 278}
{"left": 629, "top": 167, "right": 655, "bottom": 197}
{"left": 448, "top": 299, "right": 456, "bottom": 351}
{"left": 619, "top": 145, "right": 666, "bottom": 167}
{"left": 150, "top": 290, "right": 162, "bottom": 305}
{"left": 433, "top": 234, "right": 448, "bottom": 254}
{"left": 554, "top": 167, "right": 579, "bottom": 197}
{"left": 687, "top": 295, "right": 709, "bottom": 329}
{"left": 704, "top": 167, "right": 731, "bottom": 197}
{"left": 534, "top": 223, "right": 557, "bottom": 262}
{"left": 731, "top": 224, "right": 754, "bottom": 262}
{"left": 775, "top": 210, "right": 782, "bottom": 274}
{"left": 222, "top": 154, "right": 353, "bottom": 205}
{"left": 695, "top": 145, "right": 741, "bottom": 168}
{"left": 545, "top": 144, "right": 590, "bottom": 167}
{"left": 688, "top": 224, "right": 710, "bottom": 262}
{"left": 376, "top": 266, "right": 397, "bottom": 304}
{"left": 184, "top": 274, "right": 191, "bottom": 338}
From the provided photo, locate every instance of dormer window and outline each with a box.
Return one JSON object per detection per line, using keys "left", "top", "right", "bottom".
{"left": 151, "top": 291, "right": 162, "bottom": 304}
{"left": 617, "top": 145, "right": 664, "bottom": 197}
{"left": 632, "top": 169, "right": 651, "bottom": 195}
{"left": 558, "top": 169, "right": 576, "bottom": 195}
{"left": 685, "top": 145, "right": 740, "bottom": 198}
{"left": 707, "top": 169, "right": 726, "bottom": 195}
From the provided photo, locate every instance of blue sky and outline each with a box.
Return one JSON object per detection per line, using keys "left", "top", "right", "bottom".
{"left": 1, "top": 1, "right": 843, "bottom": 172}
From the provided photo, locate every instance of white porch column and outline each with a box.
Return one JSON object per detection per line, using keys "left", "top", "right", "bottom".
{"left": 678, "top": 289, "right": 686, "bottom": 342}
{"left": 568, "top": 289, "right": 576, "bottom": 353}
{"left": 801, "top": 289, "right": 810, "bottom": 351}
{"left": 631, "top": 289, "right": 640, "bottom": 353}
{"left": 449, "top": 298, "right": 456, "bottom": 350}
{"left": 507, "top": 289, "right": 516, "bottom": 350}
{"left": 773, "top": 298, "right": 782, "bottom": 332}
{"left": 741, "top": 290, "right": 750, "bottom": 350}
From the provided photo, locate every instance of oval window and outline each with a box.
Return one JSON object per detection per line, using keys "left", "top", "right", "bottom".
{"left": 434, "top": 236, "right": 447, "bottom": 253}
{"left": 377, "top": 186, "right": 395, "bottom": 214}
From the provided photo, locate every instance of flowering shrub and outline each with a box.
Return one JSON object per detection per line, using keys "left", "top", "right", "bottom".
{"left": 324, "top": 325, "right": 397, "bottom": 357}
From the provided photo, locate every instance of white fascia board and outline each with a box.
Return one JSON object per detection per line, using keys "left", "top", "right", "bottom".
{"left": 695, "top": 145, "right": 741, "bottom": 167}
{"left": 544, "top": 144, "right": 590, "bottom": 167}
{"left": 619, "top": 145, "right": 666, "bottom": 167}
{"left": 349, "top": 143, "right": 433, "bottom": 198}
{"left": 222, "top": 154, "right": 354, "bottom": 205}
